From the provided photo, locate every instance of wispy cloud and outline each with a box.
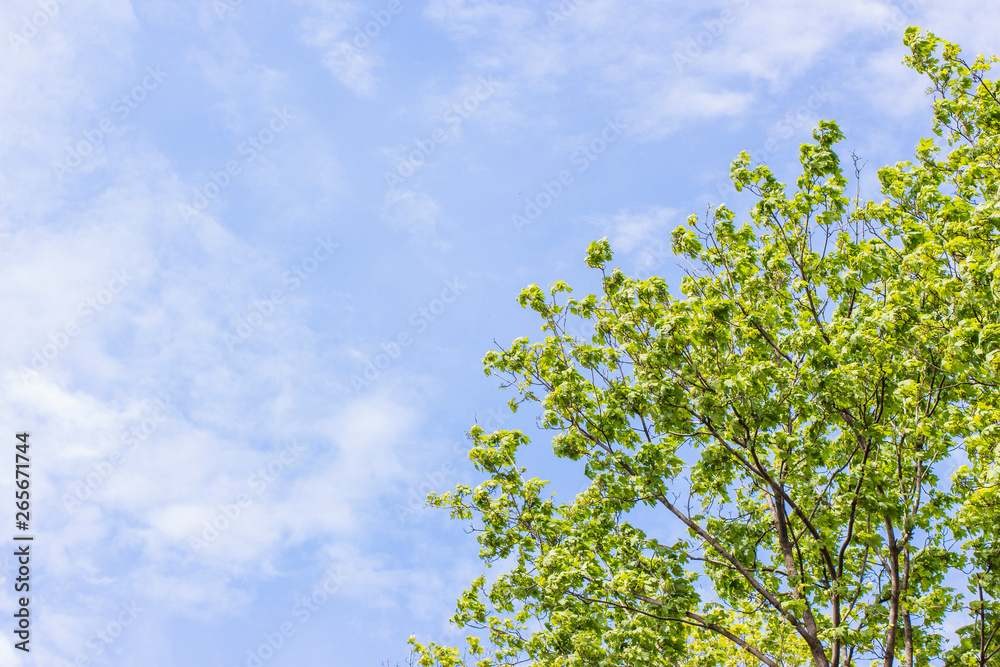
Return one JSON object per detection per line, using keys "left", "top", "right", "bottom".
{"left": 594, "top": 205, "right": 679, "bottom": 254}
{"left": 0, "top": 0, "right": 993, "bottom": 663}
{"left": 297, "top": 0, "right": 410, "bottom": 97}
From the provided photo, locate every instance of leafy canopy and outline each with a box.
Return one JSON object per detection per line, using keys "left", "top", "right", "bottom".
{"left": 411, "top": 27, "right": 1000, "bottom": 667}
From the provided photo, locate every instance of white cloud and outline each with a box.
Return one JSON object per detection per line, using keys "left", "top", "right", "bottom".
{"left": 297, "top": 0, "right": 380, "bottom": 97}
{"left": 0, "top": 0, "right": 406, "bottom": 647}
{"left": 0, "top": 0, "right": 995, "bottom": 663}
{"left": 594, "top": 206, "right": 678, "bottom": 254}
{"left": 383, "top": 188, "right": 449, "bottom": 249}
{"left": 418, "top": 0, "right": 994, "bottom": 140}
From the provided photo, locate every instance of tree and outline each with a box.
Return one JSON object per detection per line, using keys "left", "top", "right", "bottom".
{"left": 410, "top": 28, "right": 1000, "bottom": 667}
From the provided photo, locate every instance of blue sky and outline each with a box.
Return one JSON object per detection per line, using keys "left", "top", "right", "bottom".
{"left": 0, "top": 0, "right": 996, "bottom": 665}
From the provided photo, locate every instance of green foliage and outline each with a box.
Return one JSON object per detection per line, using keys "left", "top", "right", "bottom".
{"left": 412, "top": 28, "right": 1000, "bottom": 667}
